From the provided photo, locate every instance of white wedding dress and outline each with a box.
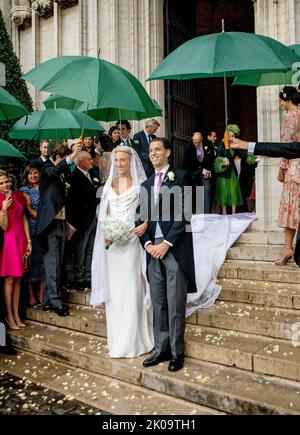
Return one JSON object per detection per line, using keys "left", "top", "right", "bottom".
{"left": 99, "top": 185, "right": 154, "bottom": 358}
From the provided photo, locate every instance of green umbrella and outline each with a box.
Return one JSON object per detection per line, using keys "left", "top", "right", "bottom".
{"left": 149, "top": 32, "right": 300, "bottom": 80}
{"left": 23, "top": 56, "right": 155, "bottom": 112}
{"left": 0, "top": 86, "right": 29, "bottom": 121}
{"left": 44, "top": 94, "right": 162, "bottom": 121}
{"left": 9, "top": 108, "right": 105, "bottom": 140}
{"left": 148, "top": 31, "right": 300, "bottom": 126}
{"left": 0, "top": 138, "right": 25, "bottom": 159}
{"left": 232, "top": 44, "right": 300, "bottom": 87}
{"left": 43, "top": 94, "right": 82, "bottom": 111}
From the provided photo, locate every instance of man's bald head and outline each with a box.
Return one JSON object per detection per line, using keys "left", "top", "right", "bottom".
{"left": 76, "top": 151, "right": 94, "bottom": 171}
{"left": 192, "top": 132, "right": 203, "bottom": 146}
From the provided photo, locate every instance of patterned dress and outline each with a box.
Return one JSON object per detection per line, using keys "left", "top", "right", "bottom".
{"left": 278, "top": 106, "right": 300, "bottom": 230}
{"left": 20, "top": 186, "right": 45, "bottom": 283}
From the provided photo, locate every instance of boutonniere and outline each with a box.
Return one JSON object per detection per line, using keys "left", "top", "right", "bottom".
{"left": 133, "top": 140, "right": 140, "bottom": 145}
{"left": 204, "top": 146, "right": 208, "bottom": 151}
{"left": 93, "top": 177, "right": 100, "bottom": 184}
{"left": 65, "top": 182, "right": 71, "bottom": 190}
{"left": 164, "top": 171, "right": 175, "bottom": 182}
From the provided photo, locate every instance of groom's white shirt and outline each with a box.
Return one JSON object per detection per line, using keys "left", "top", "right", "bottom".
{"left": 144, "top": 164, "right": 173, "bottom": 248}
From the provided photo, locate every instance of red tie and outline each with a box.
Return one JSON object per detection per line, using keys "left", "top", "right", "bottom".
{"left": 156, "top": 171, "right": 163, "bottom": 193}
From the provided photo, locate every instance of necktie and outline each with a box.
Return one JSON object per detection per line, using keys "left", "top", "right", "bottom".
{"left": 156, "top": 171, "right": 163, "bottom": 193}
{"left": 126, "top": 139, "right": 131, "bottom": 147}
{"left": 148, "top": 135, "right": 151, "bottom": 144}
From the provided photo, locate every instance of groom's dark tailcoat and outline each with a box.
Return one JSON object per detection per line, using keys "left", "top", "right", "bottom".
{"left": 254, "top": 141, "right": 300, "bottom": 266}
{"left": 137, "top": 167, "right": 196, "bottom": 358}
{"left": 138, "top": 167, "right": 197, "bottom": 292}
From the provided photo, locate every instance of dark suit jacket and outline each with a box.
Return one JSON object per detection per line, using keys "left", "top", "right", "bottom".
{"left": 255, "top": 141, "right": 300, "bottom": 266}
{"left": 30, "top": 156, "right": 48, "bottom": 171}
{"left": 137, "top": 167, "right": 196, "bottom": 292}
{"left": 66, "top": 167, "right": 100, "bottom": 234}
{"left": 133, "top": 130, "right": 156, "bottom": 178}
{"left": 183, "top": 141, "right": 215, "bottom": 182}
{"left": 36, "top": 159, "right": 71, "bottom": 251}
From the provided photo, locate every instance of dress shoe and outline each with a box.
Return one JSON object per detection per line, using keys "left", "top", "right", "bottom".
{"left": 143, "top": 352, "right": 172, "bottom": 367}
{"left": 0, "top": 346, "right": 17, "bottom": 356}
{"left": 54, "top": 305, "right": 70, "bottom": 317}
{"left": 168, "top": 355, "right": 184, "bottom": 372}
{"left": 43, "top": 304, "right": 54, "bottom": 311}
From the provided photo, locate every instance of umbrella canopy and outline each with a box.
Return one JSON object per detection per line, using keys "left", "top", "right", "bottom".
{"left": 148, "top": 32, "right": 300, "bottom": 81}
{"left": 0, "top": 86, "right": 29, "bottom": 121}
{"left": 43, "top": 94, "right": 82, "bottom": 111}
{"left": 232, "top": 44, "right": 300, "bottom": 87}
{"left": 0, "top": 139, "right": 25, "bottom": 159}
{"left": 44, "top": 94, "right": 162, "bottom": 121}
{"left": 23, "top": 56, "right": 156, "bottom": 112}
{"left": 9, "top": 109, "right": 105, "bottom": 141}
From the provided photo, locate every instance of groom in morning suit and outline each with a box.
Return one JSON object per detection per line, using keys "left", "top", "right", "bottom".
{"left": 231, "top": 139, "right": 300, "bottom": 267}
{"left": 137, "top": 138, "right": 196, "bottom": 372}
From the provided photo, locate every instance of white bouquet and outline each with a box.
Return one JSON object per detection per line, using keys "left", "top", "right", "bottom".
{"left": 102, "top": 218, "right": 132, "bottom": 249}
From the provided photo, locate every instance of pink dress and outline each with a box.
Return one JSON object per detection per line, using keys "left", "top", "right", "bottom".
{"left": 0, "top": 191, "right": 28, "bottom": 277}
{"left": 278, "top": 106, "right": 300, "bottom": 230}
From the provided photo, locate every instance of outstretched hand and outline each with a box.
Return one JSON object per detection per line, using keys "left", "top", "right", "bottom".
{"left": 230, "top": 138, "right": 249, "bottom": 150}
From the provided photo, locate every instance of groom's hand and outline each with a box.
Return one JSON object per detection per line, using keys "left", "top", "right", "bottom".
{"left": 150, "top": 242, "right": 170, "bottom": 260}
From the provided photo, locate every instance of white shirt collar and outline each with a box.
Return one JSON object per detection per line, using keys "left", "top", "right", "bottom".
{"left": 155, "top": 164, "right": 170, "bottom": 176}
{"left": 77, "top": 166, "right": 91, "bottom": 179}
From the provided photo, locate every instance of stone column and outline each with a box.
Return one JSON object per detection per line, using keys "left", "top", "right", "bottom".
{"left": 252, "top": 0, "right": 300, "bottom": 230}
{"left": 1, "top": 0, "right": 12, "bottom": 35}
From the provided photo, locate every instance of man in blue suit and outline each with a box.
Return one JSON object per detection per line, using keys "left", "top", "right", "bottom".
{"left": 133, "top": 119, "right": 160, "bottom": 177}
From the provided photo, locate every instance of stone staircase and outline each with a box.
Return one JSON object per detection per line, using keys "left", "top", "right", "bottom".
{"left": 1, "top": 224, "right": 300, "bottom": 415}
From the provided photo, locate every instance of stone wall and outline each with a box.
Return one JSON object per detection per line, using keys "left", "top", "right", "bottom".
{"left": 5, "top": 0, "right": 165, "bottom": 134}
{"left": 253, "top": 0, "right": 300, "bottom": 230}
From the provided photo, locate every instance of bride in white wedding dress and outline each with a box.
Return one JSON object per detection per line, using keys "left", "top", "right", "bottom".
{"left": 91, "top": 146, "right": 154, "bottom": 358}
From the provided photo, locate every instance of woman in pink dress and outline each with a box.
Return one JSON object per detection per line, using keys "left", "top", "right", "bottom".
{"left": 0, "top": 171, "right": 31, "bottom": 329}
{"left": 276, "top": 86, "right": 300, "bottom": 265}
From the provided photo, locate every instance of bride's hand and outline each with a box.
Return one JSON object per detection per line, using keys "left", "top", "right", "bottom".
{"left": 133, "top": 221, "right": 148, "bottom": 237}
{"left": 105, "top": 239, "right": 113, "bottom": 247}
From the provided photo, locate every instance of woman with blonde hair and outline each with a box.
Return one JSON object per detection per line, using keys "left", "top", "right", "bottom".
{"left": 214, "top": 124, "right": 243, "bottom": 215}
{"left": 91, "top": 146, "right": 154, "bottom": 358}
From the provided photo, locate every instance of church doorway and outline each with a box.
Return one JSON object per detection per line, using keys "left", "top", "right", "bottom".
{"left": 164, "top": 0, "right": 257, "bottom": 167}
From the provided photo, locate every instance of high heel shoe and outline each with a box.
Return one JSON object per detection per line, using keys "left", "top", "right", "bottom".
{"left": 5, "top": 318, "right": 20, "bottom": 330}
{"left": 274, "top": 251, "right": 294, "bottom": 266}
{"left": 15, "top": 318, "right": 27, "bottom": 328}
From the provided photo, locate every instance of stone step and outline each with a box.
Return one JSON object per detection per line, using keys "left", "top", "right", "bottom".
{"left": 62, "top": 279, "right": 300, "bottom": 311}
{"left": 218, "top": 278, "right": 300, "bottom": 309}
{"left": 219, "top": 260, "right": 300, "bottom": 284}
{"left": 235, "top": 231, "right": 284, "bottom": 246}
{"left": 26, "top": 299, "right": 300, "bottom": 345}
{"left": 23, "top": 309, "right": 300, "bottom": 382}
{"left": 25, "top": 304, "right": 107, "bottom": 337}
{"left": 6, "top": 324, "right": 300, "bottom": 415}
{"left": 227, "top": 244, "right": 294, "bottom": 262}
{"left": 193, "top": 300, "right": 300, "bottom": 340}
{"left": 0, "top": 348, "right": 219, "bottom": 415}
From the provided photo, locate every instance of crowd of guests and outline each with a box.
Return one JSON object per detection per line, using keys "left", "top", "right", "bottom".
{"left": 0, "top": 82, "right": 299, "bottom": 356}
